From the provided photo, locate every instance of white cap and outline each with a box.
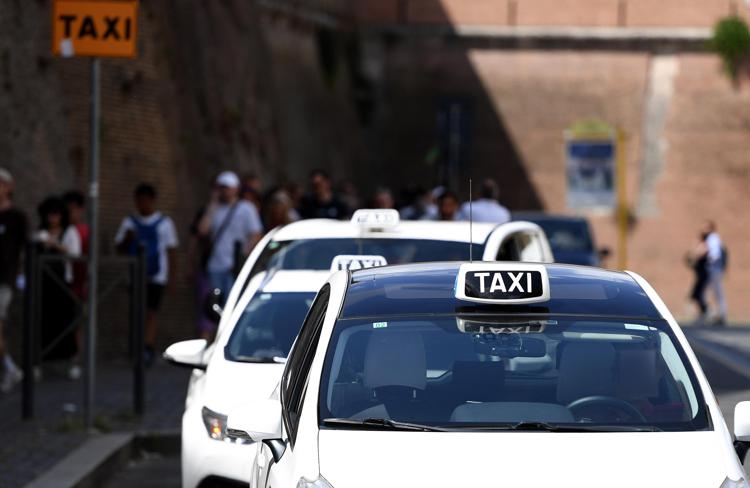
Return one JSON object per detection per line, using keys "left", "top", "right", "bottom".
{"left": 215, "top": 171, "right": 240, "bottom": 189}
{"left": 0, "top": 168, "right": 12, "bottom": 184}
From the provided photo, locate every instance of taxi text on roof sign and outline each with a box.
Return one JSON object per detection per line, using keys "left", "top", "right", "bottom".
{"left": 351, "top": 209, "right": 400, "bottom": 229}
{"left": 331, "top": 255, "right": 388, "bottom": 272}
{"left": 52, "top": 0, "right": 138, "bottom": 58}
{"left": 455, "top": 263, "right": 550, "bottom": 304}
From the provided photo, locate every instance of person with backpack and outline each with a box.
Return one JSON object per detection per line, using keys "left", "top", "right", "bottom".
{"left": 115, "top": 183, "right": 178, "bottom": 366}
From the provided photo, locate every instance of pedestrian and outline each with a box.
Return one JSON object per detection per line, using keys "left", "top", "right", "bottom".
{"left": 62, "top": 190, "right": 89, "bottom": 379}
{"left": 338, "top": 179, "right": 361, "bottom": 215}
{"left": 685, "top": 231, "right": 709, "bottom": 324}
{"left": 371, "top": 187, "right": 395, "bottom": 210}
{"left": 297, "top": 169, "right": 349, "bottom": 219}
{"left": 704, "top": 220, "right": 728, "bottom": 325}
{"left": 399, "top": 186, "right": 437, "bottom": 221}
{"left": 34, "top": 196, "right": 81, "bottom": 372}
{"left": 115, "top": 184, "right": 179, "bottom": 366}
{"left": 436, "top": 190, "right": 461, "bottom": 221}
{"left": 459, "top": 178, "right": 510, "bottom": 224}
{"left": 0, "top": 168, "right": 27, "bottom": 392}
{"left": 241, "top": 173, "right": 263, "bottom": 216}
{"left": 196, "top": 171, "right": 263, "bottom": 303}
{"left": 263, "top": 190, "right": 296, "bottom": 231}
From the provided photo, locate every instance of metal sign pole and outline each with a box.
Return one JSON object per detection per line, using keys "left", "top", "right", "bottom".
{"left": 85, "top": 57, "right": 101, "bottom": 430}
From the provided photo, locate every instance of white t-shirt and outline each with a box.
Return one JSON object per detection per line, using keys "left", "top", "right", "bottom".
{"left": 33, "top": 226, "right": 81, "bottom": 283}
{"left": 207, "top": 201, "right": 263, "bottom": 273}
{"left": 706, "top": 232, "right": 723, "bottom": 264}
{"left": 115, "top": 212, "right": 179, "bottom": 284}
{"left": 459, "top": 199, "right": 511, "bottom": 224}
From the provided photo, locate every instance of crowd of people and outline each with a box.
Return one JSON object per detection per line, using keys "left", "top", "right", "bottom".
{"left": 0, "top": 167, "right": 514, "bottom": 392}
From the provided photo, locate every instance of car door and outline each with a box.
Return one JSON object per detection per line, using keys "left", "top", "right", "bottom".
{"left": 482, "top": 221, "right": 554, "bottom": 263}
{"left": 252, "top": 285, "right": 330, "bottom": 488}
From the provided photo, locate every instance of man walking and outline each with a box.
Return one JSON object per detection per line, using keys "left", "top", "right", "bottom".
{"left": 704, "top": 220, "right": 728, "bottom": 325}
{"left": 459, "top": 178, "right": 511, "bottom": 224}
{"left": 0, "top": 168, "right": 27, "bottom": 392}
{"left": 298, "top": 169, "right": 349, "bottom": 220}
{"left": 115, "top": 184, "right": 179, "bottom": 366}
{"left": 197, "top": 171, "right": 263, "bottom": 302}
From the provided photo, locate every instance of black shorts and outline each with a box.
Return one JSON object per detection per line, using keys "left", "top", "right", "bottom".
{"left": 147, "top": 283, "right": 165, "bottom": 311}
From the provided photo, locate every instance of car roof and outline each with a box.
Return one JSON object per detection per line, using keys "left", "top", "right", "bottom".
{"left": 340, "top": 262, "right": 660, "bottom": 319}
{"left": 257, "top": 270, "right": 332, "bottom": 293}
{"left": 271, "top": 219, "right": 500, "bottom": 244}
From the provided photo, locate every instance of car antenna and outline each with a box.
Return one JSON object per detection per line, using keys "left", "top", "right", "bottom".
{"left": 469, "top": 178, "right": 473, "bottom": 262}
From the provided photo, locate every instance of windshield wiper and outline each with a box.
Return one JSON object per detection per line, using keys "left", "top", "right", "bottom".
{"left": 470, "top": 421, "right": 662, "bottom": 433}
{"left": 322, "top": 417, "right": 447, "bottom": 432}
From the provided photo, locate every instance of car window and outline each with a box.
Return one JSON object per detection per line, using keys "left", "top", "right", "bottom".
{"left": 534, "top": 220, "right": 594, "bottom": 254}
{"left": 224, "top": 292, "right": 316, "bottom": 362}
{"left": 281, "top": 284, "right": 330, "bottom": 445}
{"left": 319, "top": 316, "right": 709, "bottom": 432}
{"left": 265, "top": 239, "right": 483, "bottom": 272}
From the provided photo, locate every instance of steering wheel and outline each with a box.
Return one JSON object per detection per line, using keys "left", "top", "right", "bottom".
{"left": 567, "top": 396, "right": 647, "bottom": 422}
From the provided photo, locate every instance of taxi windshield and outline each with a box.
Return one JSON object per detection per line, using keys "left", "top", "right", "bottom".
{"left": 225, "top": 292, "right": 315, "bottom": 362}
{"left": 251, "top": 239, "right": 483, "bottom": 276}
{"left": 319, "top": 316, "right": 709, "bottom": 432}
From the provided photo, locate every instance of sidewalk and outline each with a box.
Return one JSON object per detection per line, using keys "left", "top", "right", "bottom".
{"left": 0, "top": 359, "right": 190, "bottom": 487}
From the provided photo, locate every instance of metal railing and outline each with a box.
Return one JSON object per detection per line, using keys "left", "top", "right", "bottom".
{"left": 22, "top": 243, "right": 147, "bottom": 420}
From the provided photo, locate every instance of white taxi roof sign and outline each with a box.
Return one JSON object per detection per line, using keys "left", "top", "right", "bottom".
{"left": 455, "top": 263, "right": 550, "bottom": 305}
{"left": 351, "top": 209, "right": 399, "bottom": 229}
{"left": 331, "top": 255, "right": 388, "bottom": 272}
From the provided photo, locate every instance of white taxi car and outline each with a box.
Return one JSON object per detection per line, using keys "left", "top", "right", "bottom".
{"left": 215, "top": 209, "right": 553, "bottom": 337}
{"left": 229, "top": 262, "right": 750, "bottom": 488}
{"left": 165, "top": 269, "right": 331, "bottom": 487}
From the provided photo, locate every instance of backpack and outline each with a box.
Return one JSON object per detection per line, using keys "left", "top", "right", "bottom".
{"left": 129, "top": 214, "right": 164, "bottom": 277}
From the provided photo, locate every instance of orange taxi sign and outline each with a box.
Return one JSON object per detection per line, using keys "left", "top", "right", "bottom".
{"left": 52, "top": 0, "right": 138, "bottom": 58}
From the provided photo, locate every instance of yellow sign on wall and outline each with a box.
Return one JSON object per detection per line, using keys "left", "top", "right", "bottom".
{"left": 52, "top": 0, "right": 138, "bottom": 58}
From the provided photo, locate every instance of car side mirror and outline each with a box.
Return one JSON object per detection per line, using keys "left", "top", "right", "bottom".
{"left": 227, "top": 399, "right": 282, "bottom": 443}
{"left": 734, "top": 401, "right": 750, "bottom": 462}
{"left": 203, "top": 288, "right": 224, "bottom": 324}
{"left": 163, "top": 339, "right": 208, "bottom": 370}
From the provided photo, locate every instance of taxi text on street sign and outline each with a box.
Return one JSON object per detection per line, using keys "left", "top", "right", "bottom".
{"left": 52, "top": 0, "right": 138, "bottom": 58}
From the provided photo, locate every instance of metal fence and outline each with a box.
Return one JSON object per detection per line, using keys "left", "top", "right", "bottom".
{"left": 21, "top": 244, "right": 147, "bottom": 420}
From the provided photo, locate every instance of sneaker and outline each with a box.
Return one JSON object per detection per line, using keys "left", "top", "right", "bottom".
{"left": 68, "top": 364, "right": 82, "bottom": 380}
{"left": 1, "top": 367, "right": 23, "bottom": 393}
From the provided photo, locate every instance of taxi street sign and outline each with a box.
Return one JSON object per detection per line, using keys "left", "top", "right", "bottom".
{"left": 52, "top": 0, "right": 138, "bottom": 58}
{"left": 455, "top": 263, "right": 550, "bottom": 305}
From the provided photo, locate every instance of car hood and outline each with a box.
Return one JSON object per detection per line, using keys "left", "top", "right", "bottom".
{"left": 318, "top": 430, "right": 729, "bottom": 488}
{"left": 201, "top": 359, "right": 283, "bottom": 414}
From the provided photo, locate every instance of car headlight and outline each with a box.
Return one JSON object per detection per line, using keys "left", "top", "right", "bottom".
{"left": 297, "top": 476, "right": 334, "bottom": 488}
{"left": 202, "top": 406, "right": 228, "bottom": 440}
{"left": 721, "top": 477, "right": 750, "bottom": 488}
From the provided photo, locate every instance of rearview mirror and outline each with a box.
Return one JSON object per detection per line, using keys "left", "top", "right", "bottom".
{"left": 163, "top": 339, "right": 208, "bottom": 370}
{"left": 203, "top": 288, "right": 224, "bottom": 324}
{"left": 227, "top": 399, "right": 282, "bottom": 443}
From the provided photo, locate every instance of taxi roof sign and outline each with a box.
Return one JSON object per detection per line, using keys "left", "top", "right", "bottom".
{"left": 331, "top": 255, "right": 388, "bottom": 272}
{"left": 52, "top": 0, "right": 138, "bottom": 58}
{"left": 455, "top": 263, "right": 550, "bottom": 305}
{"left": 351, "top": 209, "right": 399, "bottom": 229}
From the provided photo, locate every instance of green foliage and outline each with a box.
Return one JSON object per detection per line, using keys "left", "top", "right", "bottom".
{"left": 710, "top": 16, "right": 750, "bottom": 80}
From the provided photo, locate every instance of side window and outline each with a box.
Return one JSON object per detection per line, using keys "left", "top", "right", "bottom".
{"left": 281, "top": 284, "right": 330, "bottom": 445}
